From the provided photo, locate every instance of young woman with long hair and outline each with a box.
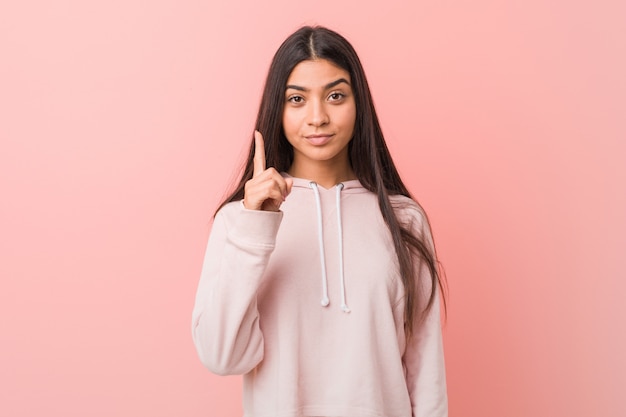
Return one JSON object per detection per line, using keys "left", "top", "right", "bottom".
{"left": 192, "top": 25, "right": 448, "bottom": 417}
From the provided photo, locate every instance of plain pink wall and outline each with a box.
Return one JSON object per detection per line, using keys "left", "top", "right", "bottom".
{"left": 1, "top": 1, "right": 624, "bottom": 416}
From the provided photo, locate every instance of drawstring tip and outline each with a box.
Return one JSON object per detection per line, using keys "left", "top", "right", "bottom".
{"left": 321, "top": 297, "right": 330, "bottom": 307}
{"left": 341, "top": 304, "right": 351, "bottom": 313}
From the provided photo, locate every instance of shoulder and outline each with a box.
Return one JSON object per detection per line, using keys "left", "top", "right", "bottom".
{"left": 215, "top": 200, "right": 284, "bottom": 223}
{"left": 213, "top": 201, "right": 242, "bottom": 223}
{"left": 389, "top": 194, "right": 429, "bottom": 230}
{"left": 389, "top": 194, "right": 436, "bottom": 251}
{"left": 216, "top": 200, "right": 242, "bottom": 215}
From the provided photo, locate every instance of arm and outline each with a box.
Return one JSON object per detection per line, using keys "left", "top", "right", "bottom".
{"left": 405, "top": 285, "right": 448, "bottom": 417}
{"left": 191, "top": 202, "right": 282, "bottom": 375}
{"left": 403, "top": 206, "right": 448, "bottom": 417}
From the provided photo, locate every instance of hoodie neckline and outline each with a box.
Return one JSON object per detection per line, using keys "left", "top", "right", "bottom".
{"left": 281, "top": 172, "right": 367, "bottom": 193}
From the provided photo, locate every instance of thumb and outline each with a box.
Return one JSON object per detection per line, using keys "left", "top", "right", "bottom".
{"left": 284, "top": 178, "right": 293, "bottom": 197}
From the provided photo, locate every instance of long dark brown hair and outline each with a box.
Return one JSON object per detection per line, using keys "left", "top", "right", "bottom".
{"left": 217, "top": 26, "right": 445, "bottom": 336}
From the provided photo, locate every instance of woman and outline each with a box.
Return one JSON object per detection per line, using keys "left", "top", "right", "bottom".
{"left": 192, "top": 26, "right": 448, "bottom": 417}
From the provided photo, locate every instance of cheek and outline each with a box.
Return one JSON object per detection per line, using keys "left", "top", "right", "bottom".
{"left": 282, "top": 109, "right": 299, "bottom": 136}
{"left": 339, "top": 106, "right": 357, "bottom": 132}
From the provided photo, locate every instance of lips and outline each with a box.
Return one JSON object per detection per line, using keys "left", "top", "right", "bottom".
{"left": 305, "top": 134, "right": 334, "bottom": 146}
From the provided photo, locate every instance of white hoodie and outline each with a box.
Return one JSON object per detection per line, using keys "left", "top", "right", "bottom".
{"left": 192, "top": 176, "right": 448, "bottom": 417}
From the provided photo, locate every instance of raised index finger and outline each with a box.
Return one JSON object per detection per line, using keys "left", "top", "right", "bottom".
{"left": 253, "top": 130, "right": 266, "bottom": 178}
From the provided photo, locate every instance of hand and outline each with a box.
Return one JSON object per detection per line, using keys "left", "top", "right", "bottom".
{"left": 243, "top": 131, "right": 293, "bottom": 211}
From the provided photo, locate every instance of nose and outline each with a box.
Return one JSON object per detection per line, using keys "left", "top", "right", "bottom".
{"left": 307, "top": 99, "right": 329, "bottom": 127}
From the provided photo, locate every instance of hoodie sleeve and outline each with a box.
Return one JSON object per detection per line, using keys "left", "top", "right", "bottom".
{"left": 402, "top": 205, "right": 448, "bottom": 417}
{"left": 191, "top": 201, "right": 283, "bottom": 376}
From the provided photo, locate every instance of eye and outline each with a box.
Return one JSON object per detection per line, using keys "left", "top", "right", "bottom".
{"left": 287, "top": 95, "right": 304, "bottom": 104}
{"left": 328, "top": 92, "right": 345, "bottom": 101}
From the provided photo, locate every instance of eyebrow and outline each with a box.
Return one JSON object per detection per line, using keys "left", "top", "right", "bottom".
{"left": 285, "top": 78, "right": 351, "bottom": 92}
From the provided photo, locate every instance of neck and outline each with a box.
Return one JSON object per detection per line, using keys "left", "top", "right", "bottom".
{"left": 287, "top": 160, "right": 356, "bottom": 189}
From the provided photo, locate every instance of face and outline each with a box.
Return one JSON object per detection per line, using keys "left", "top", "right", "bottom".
{"left": 282, "top": 59, "right": 357, "bottom": 173}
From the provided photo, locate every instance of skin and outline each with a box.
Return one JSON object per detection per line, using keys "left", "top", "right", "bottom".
{"left": 243, "top": 130, "right": 293, "bottom": 211}
{"left": 283, "top": 59, "right": 357, "bottom": 188}
{"left": 244, "top": 59, "right": 357, "bottom": 211}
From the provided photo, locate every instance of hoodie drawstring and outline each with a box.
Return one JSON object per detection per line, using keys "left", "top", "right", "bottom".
{"left": 309, "top": 182, "right": 350, "bottom": 313}
{"left": 336, "top": 184, "right": 351, "bottom": 313}
{"left": 310, "top": 182, "right": 330, "bottom": 307}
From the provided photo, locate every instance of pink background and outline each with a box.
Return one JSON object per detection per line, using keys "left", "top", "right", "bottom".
{"left": 1, "top": 1, "right": 624, "bottom": 416}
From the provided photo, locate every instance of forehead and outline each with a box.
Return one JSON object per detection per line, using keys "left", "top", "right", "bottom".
{"left": 286, "top": 59, "right": 351, "bottom": 87}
